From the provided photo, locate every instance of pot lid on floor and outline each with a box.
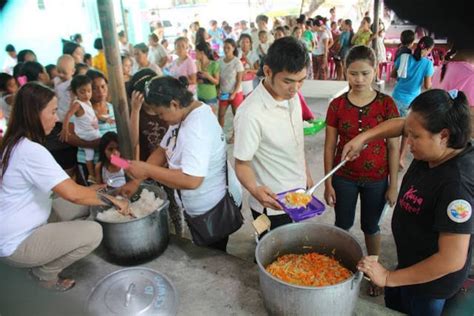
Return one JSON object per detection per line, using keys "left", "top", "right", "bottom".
{"left": 86, "top": 267, "right": 178, "bottom": 315}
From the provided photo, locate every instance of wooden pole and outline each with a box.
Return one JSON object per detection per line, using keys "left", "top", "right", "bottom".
{"left": 248, "top": 0, "right": 252, "bottom": 27}
{"left": 372, "top": 0, "right": 381, "bottom": 52}
{"left": 97, "top": 0, "right": 133, "bottom": 160}
{"left": 300, "top": 0, "right": 305, "bottom": 16}
{"left": 119, "top": 0, "right": 128, "bottom": 39}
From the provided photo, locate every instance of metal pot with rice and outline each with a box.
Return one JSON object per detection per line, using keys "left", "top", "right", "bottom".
{"left": 90, "top": 184, "right": 170, "bottom": 265}
{"left": 256, "top": 222, "right": 364, "bottom": 316}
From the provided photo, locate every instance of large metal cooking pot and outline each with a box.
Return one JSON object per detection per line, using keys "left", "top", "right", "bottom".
{"left": 256, "top": 222, "right": 363, "bottom": 316}
{"left": 91, "top": 184, "right": 170, "bottom": 265}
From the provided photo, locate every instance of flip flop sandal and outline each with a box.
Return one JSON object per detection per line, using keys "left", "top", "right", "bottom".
{"left": 29, "top": 270, "right": 76, "bottom": 292}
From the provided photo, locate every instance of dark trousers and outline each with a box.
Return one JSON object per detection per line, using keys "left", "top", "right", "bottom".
{"left": 251, "top": 208, "right": 292, "bottom": 239}
{"left": 206, "top": 236, "right": 229, "bottom": 252}
{"left": 332, "top": 175, "right": 388, "bottom": 235}
{"left": 385, "top": 286, "right": 446, "bottom": 316}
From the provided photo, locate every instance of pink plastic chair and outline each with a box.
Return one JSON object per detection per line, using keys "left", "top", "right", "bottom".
{"left": 379, "top": 46, "right": 397, "bottom": 82}
{"left": 328, "top": 56, "right": 336, "bottom": 79}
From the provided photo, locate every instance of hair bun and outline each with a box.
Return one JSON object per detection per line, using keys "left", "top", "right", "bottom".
{"left": 177, "top": 76, "right": 189, "bottom": 89}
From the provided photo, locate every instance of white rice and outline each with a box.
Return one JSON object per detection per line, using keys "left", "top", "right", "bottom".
{"left": 97, "top": 189, "right": 164, "bottom": 223}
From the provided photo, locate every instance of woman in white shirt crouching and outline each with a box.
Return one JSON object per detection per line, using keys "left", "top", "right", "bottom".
{"left": 0, "top": 83, "right": 128, "bottom": 291}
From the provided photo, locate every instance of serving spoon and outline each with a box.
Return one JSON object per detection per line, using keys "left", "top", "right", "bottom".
{"left": 305, "top": 144, "right": 369, "bottom": 196}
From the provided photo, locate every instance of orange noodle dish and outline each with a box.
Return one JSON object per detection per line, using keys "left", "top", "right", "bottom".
{"left": 284, "top": 192, "right": 312, "bottom": 208}
{"left": 266, "top": 253, "right": 352, "bottom": 286}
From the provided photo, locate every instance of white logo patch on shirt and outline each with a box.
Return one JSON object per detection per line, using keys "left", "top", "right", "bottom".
{"left": 447, "top": 199, "right": 472, "bottom": 223}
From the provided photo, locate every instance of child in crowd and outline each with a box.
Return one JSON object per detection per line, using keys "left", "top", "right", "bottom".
{"left": 95, "top": 132, "right": 126, "bottom": 188}
{"left": 324, "top": 45, "right": 399, "bottom": 297}
{"left": 312, "top": 17, "right": 330, "bottom": 80}
{"left": 74, "top": 63, "right": 89, "bottom": 76}
{"left": 195, "top": 42, "right": 220, "bottom": 110}
{"left": 161, "top": 39, "right": 172, "bottom": 55}
{"left": 237, "top": 33, "right": 259, "bottom": 97}
{"left": 338, "top": 19, "right": 354, "bottom": 64}
{"left": 16, "top": 61, "right": 49, "bottom": 85}
{"left": 330, "top": 21, "right": 342, "bottom": 80}
{"left": 394, "top": 30, "right": 415, "bottom": 61}
{"left": 60, "top": 75, "right": 100, "bottom": 183}
{"left": 303, "top": 19, "right": 315, "bottom": 80}
{"left": 292, "top": 26, "right": 304, "bottom": 45}
{"left": 45, "top": 64, "right": 58, "bottom": 82}
{"left": 54, "top": 55, "right": 75, "bottom": 122}
{"left": 352, "top": 17, "right": 372, "bottom": 46}
{"left": 92, "top": 38, "right": 107, "bottom": 77}
{"left": 257, "top": 30, "right": 270, "bottom": 58}
{"left": 208, "top": 19, "right": 225, "bottom": 53}
{"left": 274, "top": 26, "right": 286, "bottom": 40}
{"left": 0, "top": 73, "right": 18, "bottom": 122}
{"left": 218, "top": 38, "right": 244, "bottom": 130}
{"left": 3, "top": 44, "right": 17, "bottom": 75}
{"left": 83, "top": 53, "right": 93, "bottom": 67}
{"left": 122, "top": 55, "right": 133, "bottom": 86}
{"left": 374, "top": 29, "right": 387, "bottom": 68}
{"left": 391, "top": 36, "right": 434, "bottom": 169}
{"left": 223, "top": 25, "right": 237, "bottom": 41}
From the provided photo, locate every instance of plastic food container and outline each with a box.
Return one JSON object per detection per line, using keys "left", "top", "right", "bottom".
{"left": 276, "top": 189, "right": 326, "bottom": 222}
{"left": 304, "top": 119, "right": 326, "bottom": 136}
{"left": 219, "top": 92, "right": 230, "bottom": 101}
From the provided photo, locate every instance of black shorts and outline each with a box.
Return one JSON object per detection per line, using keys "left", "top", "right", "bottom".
{"left": 45, "top": 122, "right": 78, "bottom": 170}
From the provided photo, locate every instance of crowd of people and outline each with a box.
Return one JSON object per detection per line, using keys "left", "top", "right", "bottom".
{"left": 0, "top": 5, "right": 473, "bottom": 316}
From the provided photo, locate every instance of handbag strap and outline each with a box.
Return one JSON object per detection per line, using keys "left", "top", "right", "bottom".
{"left": 177, "top": 144, "right": 229, "bottom": 202}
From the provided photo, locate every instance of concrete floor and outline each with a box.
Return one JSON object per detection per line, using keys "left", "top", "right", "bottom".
{"left": 0, "top": 82, "right": 408, "bottom": 315}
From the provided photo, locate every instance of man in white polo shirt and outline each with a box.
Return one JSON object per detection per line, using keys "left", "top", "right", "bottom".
{"left": 234, "top": 37, "right": 313, "bottom": 231}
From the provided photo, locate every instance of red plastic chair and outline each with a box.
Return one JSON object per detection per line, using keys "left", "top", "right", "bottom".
{"left": 379, "top": 48, "right": 396, "bottom": 82}
{"left": 328, "top": 56, "right": 336, "bottom": 79}
{"left": 378, "top": 61, "right": 393, "bottom": 82}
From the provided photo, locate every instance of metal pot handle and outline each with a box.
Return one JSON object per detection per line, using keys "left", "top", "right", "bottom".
{"left": 124, "top": 283, "right": 136, "bottom": 307}
{"left": 351, "top": 271, "right": 363, "bottom": 290}
{"left": 252, "top": 214, "right": 271, "bottom": 244}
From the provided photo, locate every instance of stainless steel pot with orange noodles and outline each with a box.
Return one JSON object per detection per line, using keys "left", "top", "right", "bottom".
{"left": 255, "top": 222, "right": 363, "bottom": 316}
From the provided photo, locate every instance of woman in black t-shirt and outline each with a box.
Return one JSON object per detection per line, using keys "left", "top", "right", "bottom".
{"left": 342, "top": 89, "right": 473, "bottom": 316}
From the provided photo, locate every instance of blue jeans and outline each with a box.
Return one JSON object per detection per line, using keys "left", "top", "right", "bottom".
{"left": 385, "top": 286, "right": 446, "bottom": 316}
{"left": 198, "top": 97, "right": 218, "bottom": 106}
{"left": 394, "top": 98, "right": 411, "bottom": 117}
{"left": 332, "top": 175, "right": 388, "bottom": 235}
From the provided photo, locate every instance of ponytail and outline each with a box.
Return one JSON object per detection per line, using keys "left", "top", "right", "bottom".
{"left": 410, "top": 89, "right": 470, "bottom": 149}
{"left": 18, "top": 61, "right": 44, "bottom": 82}
{"left": 440, "top": 48, "right": 457, "bottom": 82}
{"left": 413, "top": 36, "right": 434, "bottom": 61}
{"left": 195, "top": 42, "right": 215, "bottom": 61}
{"left": 177, "top": 76, "right": 190, "bottom": 90}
